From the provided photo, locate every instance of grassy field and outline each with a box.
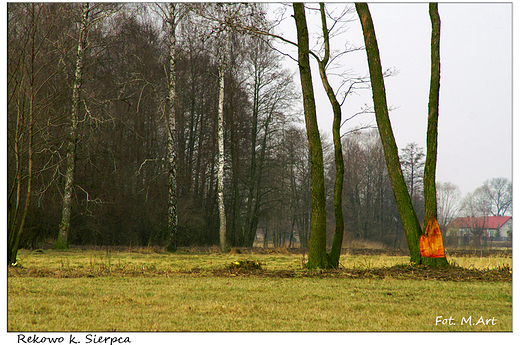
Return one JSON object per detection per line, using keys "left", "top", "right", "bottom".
{"left": 7, "top": 248, "right": 512, "bottom": 332}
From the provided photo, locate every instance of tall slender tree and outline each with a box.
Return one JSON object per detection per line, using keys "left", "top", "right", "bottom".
{"left": 8, "top": 3, "right": 55, "bottom": 263}
{"left": 55, "top": 3, "right": 90, "bottom": 250}
{"left": 316, "top": 3, "right": 345, "bottom": 268}
{"left": 424, "top": 2, "right": 441, "bottom": 222}
{"left": 421, "top": 3, "right": 448, "bottom": 266}
{"left": 165, "top": 3, "right": 188, "bottom": 252}
{"left": 293, "top": 3, "right": 329, "bottom": 269}
{"left": 356, "top": 3, "right": 423, "bottom": 264}
{"left": 357, "top": 3, "right": 448, "bottom": 266}
{"left": 217, "top": 9, "right": 231, "bottom": 252}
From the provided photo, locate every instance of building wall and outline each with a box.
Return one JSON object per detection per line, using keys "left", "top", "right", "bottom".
{"left": 498, "top": 218, "right": 512, "bottom": 240}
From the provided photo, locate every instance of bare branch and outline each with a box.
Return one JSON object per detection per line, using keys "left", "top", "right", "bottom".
{"left": 340, "top": 123, "right": 377, "bottom": 139}
{"left": 137, "top": 158, "right": 162, "bottom": 176}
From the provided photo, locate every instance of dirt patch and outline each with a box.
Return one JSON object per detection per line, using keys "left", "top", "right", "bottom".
{"left": 12, "top": 264, "right": 508, "bottom": 282}
{"left": 206, "top": 264, "right": 512, "bottom": 282}
{"left": 445, "top": 249, "right": 512, "bottom": 258}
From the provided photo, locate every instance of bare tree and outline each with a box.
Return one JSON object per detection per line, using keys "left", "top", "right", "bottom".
{"left": 460, "top": 186, "right": 492, "bottom": 248}
{"left": 341, "top": 130, "right": 401, "bottom": 246}
{"left": 421, "top": 3, "right": 448, "bottom": 266}
{"left": 284, "top": 126, "right": 312, "bottom": 249}
{"left": 356, "top": 3, "right": 448, "bottom": 266}
{"left": 424, "top": 3, "right": 441, "bottom": 222}
{"left": 229, "top": 3, "right": 365, "bottom": 266}
{"left": 163, "top": 3, "right": 188, "bottom": 252}
{"left": 55, "top": 3, "right": 91, "bottom": 250}
{"left": 484, "top": 177, "right": 512, "bottom": 216}
{"left": 400, "top": 142, "right": 425, "bottom": 216}
{"left": 217, "top": 9, "right": 231, "bottom": 251}
{"left": 6, "top": 3, "right": 319, "bottom": 252}
{"left": 312, "top": 3, "right": 344, "bottom": 268}
{"left": 193, "top": 3, "right": 252, "bottom": 251}
{"left": 356, "top": 3, "right": 423, "bottom": 263}
{"left": 436, "top": 182, "right": 461, "bottom": 236}
{"left": 293, "top": 3, "right": 329, "bottom": 268}
{"left": 8, "top": 3, "right": 75, "bottom": 262}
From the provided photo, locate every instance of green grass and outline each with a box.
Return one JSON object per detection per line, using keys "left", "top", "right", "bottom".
{"left": 8, "top": 249, "right": 512, "bottom": 332}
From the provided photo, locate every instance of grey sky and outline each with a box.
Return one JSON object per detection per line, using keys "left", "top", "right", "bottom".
{"left": 268, "top": 2, "right": 512, "bottom": 197}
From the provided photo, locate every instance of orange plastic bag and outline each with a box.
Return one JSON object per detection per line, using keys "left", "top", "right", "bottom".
{"left": 420, "top": 216, "right": 445, "bottom": 258}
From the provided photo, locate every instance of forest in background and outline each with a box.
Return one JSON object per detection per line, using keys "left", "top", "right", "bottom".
{"left": 7, "top": 3, "right": 511, "bottom": 254}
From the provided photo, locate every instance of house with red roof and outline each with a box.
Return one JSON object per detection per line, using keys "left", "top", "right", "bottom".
{"left": 447, "top": 216, "right": 512, "bottom": 247}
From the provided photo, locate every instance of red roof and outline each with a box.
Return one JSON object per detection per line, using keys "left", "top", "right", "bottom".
{"left": 448, "top": 216, "right": 511, "bottom": 229}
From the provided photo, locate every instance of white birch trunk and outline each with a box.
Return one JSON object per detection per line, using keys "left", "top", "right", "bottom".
{"left": 56, "top": 3, "right": 89, "bottom": 249}
{"left": 166, "top": 3, "right": 178, "bottom": 251}
{"left": 218, "top": 28, "right": 230, "bottom": 252}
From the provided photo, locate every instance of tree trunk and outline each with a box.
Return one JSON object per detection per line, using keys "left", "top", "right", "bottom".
{"left": 166, "top": 3, "right": 179, "bottom": 252}
{"left": 8, "top": 74, "right": 25, "bottom": 264}
{"left": 218, "top": 27, "right": 230, "bottom": 252}
{"left": 230, "top": 98, "right": 243, "bottom": 247}
{"left": 10, "top": 95, "right": 34, "bottom": 265}
{"left": 318, "top": 3, "right": 344, "bottom": 268}
{"left": 293, "top": 3, "right": 330, "bottom": 269}
{"left": 356, "top": 3, "right": 423, "bottom": 264}
{"left": 424, "top": 3, "right": 440, "bottom": 222}
{"left": 243, "top": 66, "right": 260, "bottom": 247}
{"left": 9, "top": 5, "right": 38, "bottom": 263}
{"left": 55, "top": 3, "right": 90, "bottom": 250}
{"left": 422, "top": 3, "right": 448, "bottom": 267}
{"left": 9, "top": 80, "right": 34, "bottom": 265}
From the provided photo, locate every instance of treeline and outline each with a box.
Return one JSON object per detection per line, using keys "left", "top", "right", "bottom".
{"left": 8, "top": 3, "right": 430, "bottom": 251}
{"left": 7, "top": 3, "right": 310, "bottom": 249}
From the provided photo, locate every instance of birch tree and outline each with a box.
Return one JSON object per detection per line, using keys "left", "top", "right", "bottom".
{"left": 164, "top": 3, "right": 188, "bottom": 252}
{"left": 55, "top": 3, "right": 90, "bottom": 250}
{"left": 217, "top": 7, "right": 232, "bottom": 251}
{"left": 191, "top": 3, "right": 246, "bottom": 251}
{"left": 54, "top": 3, "right": 122, "bottom": 249}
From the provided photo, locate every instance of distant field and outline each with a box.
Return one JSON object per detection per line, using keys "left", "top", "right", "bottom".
{"left": 8, "top": 248, "right": 512, "bottom": 332}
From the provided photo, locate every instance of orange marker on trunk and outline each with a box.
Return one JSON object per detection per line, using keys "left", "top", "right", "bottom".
{"left": 420, "top": 216, "right": 445, "bottom": 258}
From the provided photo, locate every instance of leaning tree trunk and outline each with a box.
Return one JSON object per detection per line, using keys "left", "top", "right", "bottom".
{"left": 293, "top": 3, "right": 330, "bottom": 269}
{"left": 318, "top": 3, "right": 344, "bottom": 268}
{"left": 55, "top": 3, "right": 90, "bottom": 250}
{"left": 422, "top": 3, "right": 448, "bottom": 267}
{"left": 356, "top": 3, "right": 423, "bottom": 264}
{"left": 166, "top": 3, "right": 179, "bottom": 252}
{"left": 218, "top": 27, "right": 230, "bottom": 252}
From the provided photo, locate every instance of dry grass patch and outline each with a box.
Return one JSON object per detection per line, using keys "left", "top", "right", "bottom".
{"left": 8, "top": 276, "right": 511, "bottom": 332}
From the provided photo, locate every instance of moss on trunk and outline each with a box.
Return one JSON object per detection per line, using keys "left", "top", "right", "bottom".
{"left": 293, "top": 3, "right": 330, "bottom": 269}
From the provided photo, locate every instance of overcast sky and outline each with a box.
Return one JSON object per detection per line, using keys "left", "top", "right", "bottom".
{"left": 267, "top": 2, "right": 512, "bottom": 197}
